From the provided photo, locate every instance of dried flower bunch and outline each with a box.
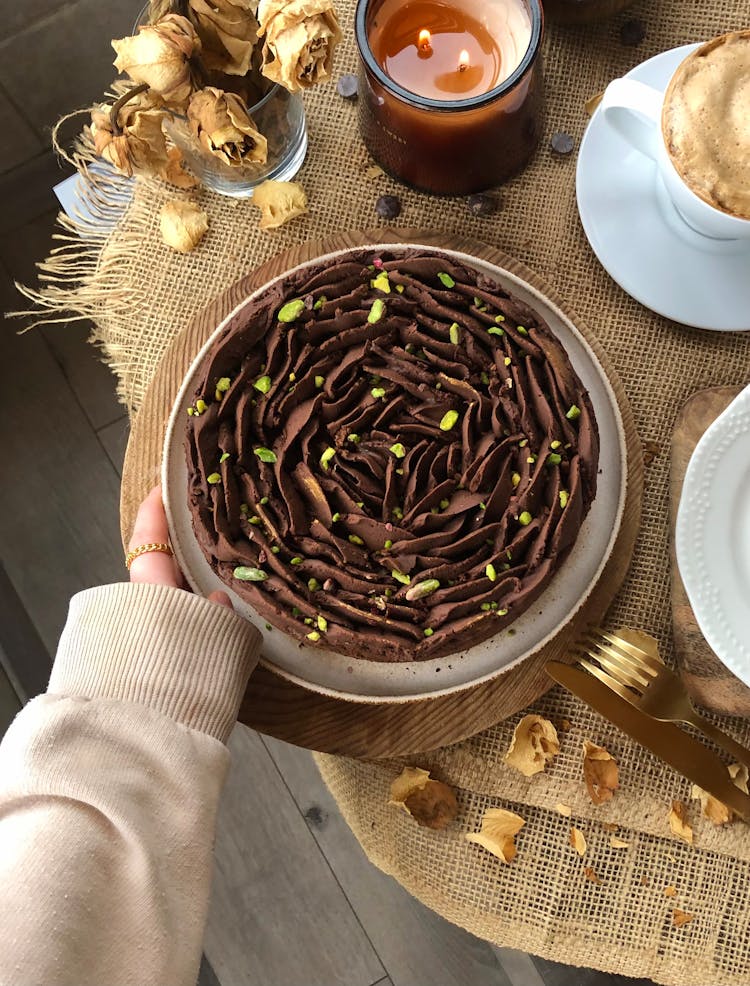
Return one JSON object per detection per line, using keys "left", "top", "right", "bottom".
{"left": 89, "top": 0, "right": 340, "bottom": 188}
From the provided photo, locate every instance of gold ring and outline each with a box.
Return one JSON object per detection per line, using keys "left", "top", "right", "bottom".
{"left": 125, "top": 542, "right": 173, "bottom": 570}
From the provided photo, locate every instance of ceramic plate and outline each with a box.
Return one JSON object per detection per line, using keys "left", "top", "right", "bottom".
{"left": 676, "top": 385, "right": 750, "bottom": 682}
{"left": 577, "top": 44, "right": 750, "bottom": 332}
{"left": 163, "top": 244, "right": 627, "bottom": 702}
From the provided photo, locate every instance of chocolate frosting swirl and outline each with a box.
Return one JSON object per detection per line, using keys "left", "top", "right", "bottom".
{"left": 185, "top": 249, "right": 599, "bottom": 662}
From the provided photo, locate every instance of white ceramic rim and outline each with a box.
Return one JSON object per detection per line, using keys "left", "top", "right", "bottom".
{"left": 163, "top": 243, "right": 628, "bottom": 703}
{"left": 675, "top": 384, "right": 750, "bottom": 682}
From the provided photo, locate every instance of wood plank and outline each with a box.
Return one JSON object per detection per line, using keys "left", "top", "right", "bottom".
{"left": 2, "top": 210, "right": 124, "bottom": 430}
{"left": 262, "top": 735, "right": 514, "bottom": 986}
{"left": 0, "top": 559, "right": 51, "bottom": 701}
{"left": 0, "top": 278, "right": 124, "bottom": 654}
{"left": 0, "top": 150, "right": 71, "bottom": 235}
{"left": 491, "top": 947, "right": 546, "bottom": 986}
{"left": 532, "top": 956, "right": 653, "bottom": 986}
{"left": 98, "top": 416, "right": 130, "bottom": 478}
{"left": 204, "top": 725, "right": 385, "bottom": 986}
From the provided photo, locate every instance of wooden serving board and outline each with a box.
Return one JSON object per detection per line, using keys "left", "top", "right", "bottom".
{"left": 120, "top": 228, "right": 642, "bottom": 757}
{"left": 670, "top": 385, "right": 750, "bottom": 716}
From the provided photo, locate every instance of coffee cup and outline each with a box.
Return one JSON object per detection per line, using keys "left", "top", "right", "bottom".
{"left": 601, "top": 31, "right": 750, "bottom": 242}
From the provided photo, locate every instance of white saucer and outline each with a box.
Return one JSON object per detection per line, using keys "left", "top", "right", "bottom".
{"left": 576, "top": 44, "right": 750, "bottom": 332}
{"left": 676, "top": 385, "right": 750, "bottom": 684}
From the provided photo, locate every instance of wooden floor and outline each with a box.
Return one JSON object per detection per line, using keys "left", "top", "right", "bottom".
{"left": 0, "top": 6, "right": 652, "bottom": 979}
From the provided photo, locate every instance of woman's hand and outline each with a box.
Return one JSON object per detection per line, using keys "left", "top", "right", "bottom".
{"left": 129, "top": 485, "right": 232, "bottom": 610}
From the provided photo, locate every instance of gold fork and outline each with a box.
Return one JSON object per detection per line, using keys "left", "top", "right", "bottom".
{"left": 576, "top": 628, "right": 750, "bottom": 771}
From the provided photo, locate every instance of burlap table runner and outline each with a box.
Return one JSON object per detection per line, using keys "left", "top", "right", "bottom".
{"left": 23, "top": 0, "right": 750, "bottom": 981}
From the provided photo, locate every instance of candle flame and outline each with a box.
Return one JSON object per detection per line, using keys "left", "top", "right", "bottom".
{"left": 458, "top": 48, "right": 470, "bottom": 72}
{"left": 418, "top": 28, "right": 431, "bottom": 50}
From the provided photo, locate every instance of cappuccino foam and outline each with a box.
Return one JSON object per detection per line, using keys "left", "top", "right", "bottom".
{"left": 662, "top": 31, "right": 750, "bottom": 220}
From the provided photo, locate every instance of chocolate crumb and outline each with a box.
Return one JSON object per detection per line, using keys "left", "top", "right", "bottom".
{"left": 375, "top": 194, "right": 402, "bottom": 219}
{"left": 336, "top": 73, "right": 359, "bottom": 100}
{"left": 550, "top": 132, "right": 575, "bottom": 155}
{"left": 467, "top": 192, "right": 500, "bottom": 217}
{"left": 620, "top": 18, "right": 645, "bottom": 46}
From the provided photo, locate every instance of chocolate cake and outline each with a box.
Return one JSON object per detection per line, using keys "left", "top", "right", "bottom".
{"left": 185, "top": 249, "right": 599, "bottom": 662}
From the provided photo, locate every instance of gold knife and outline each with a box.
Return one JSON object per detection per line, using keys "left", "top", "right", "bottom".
{"left": 547, "top": 660, "right": 750, "bottom": 823}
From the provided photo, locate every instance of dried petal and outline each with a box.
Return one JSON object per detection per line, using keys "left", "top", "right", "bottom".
{"left": 112, "top": 14, "right": 201, "bottom": 108}
{"left": 582, "top": 739, "right": 619, "bottom": 805}
{"left": 668, "top": 800, "right": 693, "bottom": 844}
{"left": 555, "top": 803, "right": 572, "bottom": 817}
{"left": 188, "top": 0, "right": 259, "bottom": 75}
{"left": 691, "top": 762, "right": 747, "bottom": 825}
{"left": 258, "top": 0, "right": 342, "bottom": 93}
{"left": 188, "top": 87, "right": 268, "bottom": 166}
{"left": 388, "top": 766, "right": 457, "bottom": 830}
{"left": 465, "top": 807, "right": 525, "bottom": 863}
{"left": 673, "top": 909, "right": 693, "bottom": 927}
{"left": 505, "top": 714, "right": 560, "bottom": 777}
{"left": 160, "top": 199, "right": 209, "bottom": 252}
{"left": 570, "top": 826, "right": 587, "bottom": 856}
{"left": 583, "top": 866, "right": 601, "bottom": 884}
{"left": 252, "top": 178, "right": 308, "bottom": 229}
{"left": 609, "top": 835, "right": 630, "bottom": 848}
{"left": 664, "top": 886, "right": 677, "bottom": 898}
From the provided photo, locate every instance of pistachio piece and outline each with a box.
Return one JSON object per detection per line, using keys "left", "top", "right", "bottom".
{"left": 512, "top": 472, "right": 521, "bottom": 487}
{"left": 317, "top": 615, "right": 328, "bottom": 632}
{"left": 233, "top": 566, "right": 268, "bottom": 581}
{"left": 306, "top": 630, "right": 321, "bottom": 642}
{"left": 396, "top": 283, "right": 405, "bottom": 293}
{"left": 347, "top": 433, "right": 360, "bottom": 443}
{"left": 384, "top": 539, "right": 393, "bottom": 549}
{"left": 548, "top": 453, "right": 562, "bottom": 465}
{"left": 254, "top": 375, "right": 272, "bottom": 394}
{"left": 219, "top": 452, "right": 230, "bottom": 463}
{"left": 391, "top": 570, "right": 411, "bottom": 585}
{"left": 439, "top": 498, "right": 450, "bottom": 509}
{"left": 290, "top": 556, "right": 303, "bottom": 565}
{"left": 440, "top": 410, "right": 459, "bottom": 431}
{"left": 348, "top": 534, "right": 364, "bottom": 545}
{"left": 187, "top": 406, "right": 195, "bottom": 416}
{"left": 371, "top": 271, "right": 391, "bottom": 293}
{"left": 550, "top": 440, "right": 562, "bottom": 449}
{"left": 559, "top": 490, "right": 569, "bottom": 509}
{"left": 519, "top": 511, "right": 533, "bottom": 526}
{"left": 315, "top": 375, "right": 325, "bottom": 388}
{"left": 389, "top": 442, "right": 406, "bottom": 458}
{"left": 566, "top": 404, "right": 581, "bottom": 420}
{"left": 320, "top": 446, "right": 336, "bottom": 470}
{"left": 449, "top": 322, "right": 460, "bottom": 345}
{"left": 516, "top": 325, "right": 528, "bottom": 335}
{"left": 495, "top": 314, "right": 506, "bottom": 323}
{"left": 423, "top": 627, "right": 434, "bottom": 637}
{"left": 480, "top": 371, "right": 490, "bottom": 385}
{"left": 195, "top": 398, "right": 207, "bottom": 414}
{"left": 331, "top": 512, "right": 341, "bottom": 522}
{"left": 313, "top": 295, "right": 326, "bottom": 310}
{"left": 437, "top": 272, "right": 455, "bottom": 288}
{"left": 254, "top": 447, "right": 277, "bottom": 463}
{"left": 278, "top": 299, "right": 306, "bottom": 322}
{"left": 307, "top": 578, "right": 320, "bottom": 591}
{"left": 371, "top": 387, "right": 386, "bottom": 398}
{"left": 486, "top": 563, "right": 497, "bottom": 582}
{"left": 488, "top": 326, "right": 504, "bottom": 336}
{"left": 368, "top": 299, "right": 386, "bottom": 323}
{"left": 405, "top": 578, "right": 440, "bottom": 601}
{"left": 207, "top": 472, "right": 222, "bottom": 484}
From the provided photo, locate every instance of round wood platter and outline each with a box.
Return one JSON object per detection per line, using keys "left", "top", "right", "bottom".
{"left": 120, "top": 228, "right": 643, "bottom": 757}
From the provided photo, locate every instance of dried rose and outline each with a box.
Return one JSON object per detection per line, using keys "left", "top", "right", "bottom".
{"left": 160, "top": 199, "right": 209, "bottom": 252}
{"left": 582, "top": 739, "right": 619, "bottom": 805}
{"left": 569, "top": 826, "right": 587, "bottom": 856}
{"left": 673, "top": 910, "right": 693, "bottom": 927}
{"left": 668, "top": 800, "right": 693, "bottom": 844}
{"left": 112, "top": 14, "right": 201, "bottom": 108}
{"left": 388, "top": 766, "right": 458, "bottom": 831}
{"left": 187, "top": 87, "right": 268, "bottom": 166}
{"left": 90, "top": 88, "right": 197, "bottom": 188}
{"left": 504, "top": 714, "right": 560, "bottom": 777}
{"left": 188, "top": 0, "right": 259, "bottom": 75}
{"left": 258, "top": 0, "right": 342, "bottom": 93}
{"left": 465, "top": 807, "right": 525, "bottom": 863}
{"left": 252, "top": 178, "right": 307, "bottom": 229}
{"left": 692, "top": 763, "right": 748, "bottom": 825}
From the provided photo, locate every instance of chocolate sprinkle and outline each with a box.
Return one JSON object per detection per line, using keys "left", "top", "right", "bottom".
{"left": 186, "top": 249, "right": 599, "bottom": 662}
{"left": 336, "top": 73, "right": 359, "bottom": 99}
{"left": 375, "top": 194, "right": 402, "bottom": 219}
{"left": 619, "top": 18, "right": 645, "bottom": 46}
{"left": 550, "top": 132, "right": 575, "bottom": 155}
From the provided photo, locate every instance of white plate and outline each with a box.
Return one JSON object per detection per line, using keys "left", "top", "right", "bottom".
{"left": 576, "top": 44, "right": 750, "bottom": 332}
{"left": 163, "top": 244, "right": 627, "bottom": 702}
{"left": 676, "top": 385, "right": 750, "bottom": 682}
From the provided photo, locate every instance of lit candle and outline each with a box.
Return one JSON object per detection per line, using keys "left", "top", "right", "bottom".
{"left": 356, "top": 0, "right": 545, "bottom": 195}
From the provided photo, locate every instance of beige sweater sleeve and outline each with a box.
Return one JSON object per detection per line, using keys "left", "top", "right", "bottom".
{"left": 0, "top": 582, "right": 261, "bottom": 986}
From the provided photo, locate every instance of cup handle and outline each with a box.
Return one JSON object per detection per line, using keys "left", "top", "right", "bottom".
{"left": 600, "top": 78, "right": 663, "bottom": 160}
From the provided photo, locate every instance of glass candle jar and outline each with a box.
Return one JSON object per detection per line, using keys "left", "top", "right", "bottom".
{"left": 356, "top": 0, "right": 544, "bottom": 195}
